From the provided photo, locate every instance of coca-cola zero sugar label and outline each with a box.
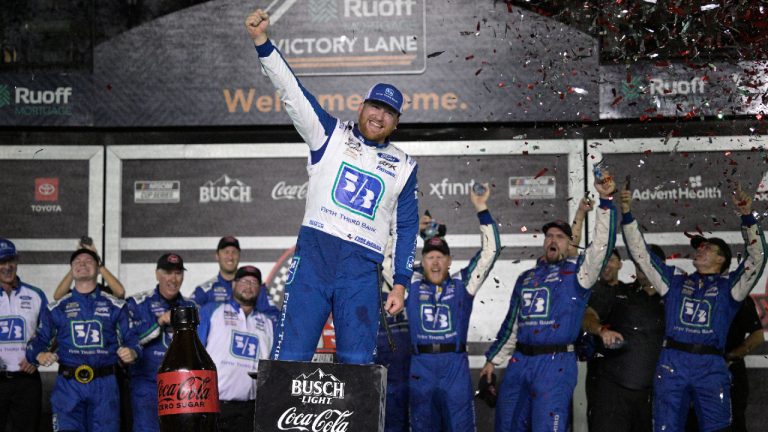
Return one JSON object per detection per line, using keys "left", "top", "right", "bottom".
{"left": 157, "top": 370, "right": 220, "bottom": 416}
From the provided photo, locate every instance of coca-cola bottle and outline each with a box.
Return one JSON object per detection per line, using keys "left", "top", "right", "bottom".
{"left": 157, "top": 306, "right": 219, "bottom": 431}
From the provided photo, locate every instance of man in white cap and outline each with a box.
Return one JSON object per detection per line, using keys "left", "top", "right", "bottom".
{"left": 0, "top": 238, "right": 48, "bottom": 431}
{"left": 244, "top": 9, "right": 419, "bottom": 365}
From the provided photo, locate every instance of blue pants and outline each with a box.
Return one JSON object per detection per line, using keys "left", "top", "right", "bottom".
{"left": 653, "top": 349, "right": 731, "bottom": 432}
{"left": 131, "top": 378, "right": 159, "bottom": 432}
{"left": 271, "top": 227, "right": 381, "bottom": 364}
{"left": 51, "top": 375, "right": 120, "bottom": 432}
{"left": 377, "top": 346, "right": 411, "bottom": 432}
{"left": 409, "top": 352, "right": 475, "bottom": 432}
{"left": 495, "top": 352, "right": 577, "bottom": 432}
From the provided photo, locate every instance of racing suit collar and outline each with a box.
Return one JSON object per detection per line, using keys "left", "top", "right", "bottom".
{"left": 154, "top": 285, "right": 184, "bottom": 307}
{"left": 0, "top": 277, "right": 21, "bottom": 295}
{"left": 352, "top": 125, "right": 390, "bottom": 149}
{"left": 227, "top": 298, "right": 257, "bottom": 317}
{"left": 218, "top": 272, "right": 234, "bottom": 287}
{"left": 72, "top": 284, "right": 101, "bottom": 299}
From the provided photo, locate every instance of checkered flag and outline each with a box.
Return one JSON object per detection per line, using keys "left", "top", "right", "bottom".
{"left": 265, "top": 246, "right": 296, "bottom": 309}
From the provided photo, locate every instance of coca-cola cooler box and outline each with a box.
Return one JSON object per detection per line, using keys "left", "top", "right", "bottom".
{"left": 255, "top": 360, "right": 386, "bottom": 432}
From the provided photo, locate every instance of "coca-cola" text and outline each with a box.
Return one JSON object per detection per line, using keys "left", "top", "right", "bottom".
{"left": 276, "top": 407, "right": 353, "bottom": 432}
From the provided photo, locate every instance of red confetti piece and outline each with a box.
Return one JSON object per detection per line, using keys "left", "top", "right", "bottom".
{"left": 611, "top": 96, "right": 623, "bottom": 107}
{"left": 475, "top": 68, "right": 482, "bottom": 76}
{"left": 465, "top": 55, "right": 474, "bottom": 61}
{"left": 534, "top": 168, "right": 548, "bottom": 179}
{"left": 644, "top": 150, "right": 653, "bottom": 155}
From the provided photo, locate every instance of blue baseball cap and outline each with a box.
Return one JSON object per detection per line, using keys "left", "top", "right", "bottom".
{"left": 364, "top": 83, "right": 404, "bottom": 114}
{"left": 0, "top": 238, "right": 18, "bottom": 262}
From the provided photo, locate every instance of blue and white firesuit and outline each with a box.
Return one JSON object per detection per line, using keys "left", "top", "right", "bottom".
{"left": 191, "top": 273, "right": 278, "bottom": 321}
{"left": 622, "top": 212, "right": 766, "bottom": 432}
{"left": 486, "top": 199, "right": 616, "bottom": 432}
{"left": 0, "top": 277, "right": 47, "bottom": 371}
{"left": 408, "top": 210, "right": 501, "bottom": 432}
{"left": 127, "top": 287, "right": 196, "bottom": 432}
{"left": 254, "top": 39, "right": 419, "bottom": 364}
{"left": 26, "top": 286, "right": 141, "bottom": 432}
{"left": 198, "top": 300, "right": 273, "bottom": 401}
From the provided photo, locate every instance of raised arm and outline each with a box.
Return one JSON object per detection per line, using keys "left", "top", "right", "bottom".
{"left": 620, "top": 187, "right": 676, "bottom": 296}
{"left": 245, "top": 9, "right": 338, "bottom": 161}
{"left": 729, "top": 186, "right": 766, "bottom": 301}
{"left": 484, "top": 276, "right": 524, "bottom": 366}
{"left": 576, "top": 174, "right": 618, "bottom": 289}
{"left": 569, "top": 196, "right": 593, "bottom": 257}
{"left": 463, "top": 184, "right": 501, "bottom": 296}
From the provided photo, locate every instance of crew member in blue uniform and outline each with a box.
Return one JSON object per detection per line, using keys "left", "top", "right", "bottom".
{"left": 128, "top": 253, "right": 195, "bottom": 432}
{"left": 408, "top": 185, "right": 500, "bottom": 432}
{"left": 190, "top": 236, "right": 277, "bottom": 320}
{"left": 621, "top": 184, "right": 766, "bottom": 432}
{"left": 481, "top": 174, "right": 617, "bottom": 432}
{"left": 245, "top": 9, "right": 419, "bottom": 364}
{"left": 27, "top": 248, "right": 140, "bottom": 432}
{"left": 0, "top": 239, "right": 48, "bottom": 432}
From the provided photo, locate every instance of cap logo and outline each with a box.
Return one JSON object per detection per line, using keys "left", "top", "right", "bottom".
{"left": 384, "top": 88, "right": 394, "bottom": 97}
{"left": 168, "top": 255, "right": 180, "bottom": 264}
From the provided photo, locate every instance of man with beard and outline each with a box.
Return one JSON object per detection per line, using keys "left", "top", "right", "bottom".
{"left": 481, "top": 174, "right": 617, "bottom": 432}
{"left": 198, "top": 265, "right": 274, "bottom": 431}
{"left": 621, "top": 184, "right": 766, "bottom": 432}
{"left": 0, "top": 238, "right": 47, "bottom": 431}
{"left": 407, "top": 185, "right": 499, "bottom": 431}
{"left": 191, "top": 236, "right": 278, "bottom": 320}
{"left": 128, "top": 253, "right": 196, "bottom": 432}
{"left": 582, "top": 246, "right": 666, "bottom": 432}
{"left": 27, "top": 248, "right": 140, "bottom": 432}
{"left": 245, "top": 10, "right": 419, "bottom": 364}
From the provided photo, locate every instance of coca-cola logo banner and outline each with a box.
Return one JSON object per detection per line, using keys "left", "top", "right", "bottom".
{"left": 255, "top": 360, "right": 386, "bottom": 432}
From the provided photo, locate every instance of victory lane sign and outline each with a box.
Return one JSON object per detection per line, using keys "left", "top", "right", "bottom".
{"left": 255, "top": 360, "right": 386, "bottom": 432}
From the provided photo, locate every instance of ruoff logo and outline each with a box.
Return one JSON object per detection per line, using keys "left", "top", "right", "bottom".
{"left": 35, "top": 178, "right": 59, "bottom": 201}
{"left": 272, "top": 181, "right": 308, "bottom": 200}
{"left": 0, "top": 85, "right": 10, "bottom": 108}
{"left": 291, "top": 368, "right": 345, "bottom": 405}
{"left": 199, "top": 175, "right": 252, "bottom": 204}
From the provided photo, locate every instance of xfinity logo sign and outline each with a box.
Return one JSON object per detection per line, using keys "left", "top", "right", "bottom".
{"left": 199, "top": 175, "right": 252, "bottom": 203}
{"left": 291, "top": 368, "right": 345, "bottom": 405}
{"left": 429, "top": 178, "right": 480, "bottom": 200}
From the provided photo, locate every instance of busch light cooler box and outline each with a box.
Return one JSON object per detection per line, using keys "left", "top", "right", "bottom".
{"left": 255, "top": 360, "right": 386, "bottom": 432}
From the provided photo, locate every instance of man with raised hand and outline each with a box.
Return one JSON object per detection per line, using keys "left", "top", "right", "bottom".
{"left": 407, "top": 185, "right": 500, "bottom": 431}
{"left": 27, "top": 248, "right": 140, "bottom": 432}
{"left": 621, "top": 183, "right": 766, "bottom": 432}
{"left": 481, "top": 173, "right": 618, "bottom": 432}
{"left": 244, "top": 9, "right": 419, "bottom": 364}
